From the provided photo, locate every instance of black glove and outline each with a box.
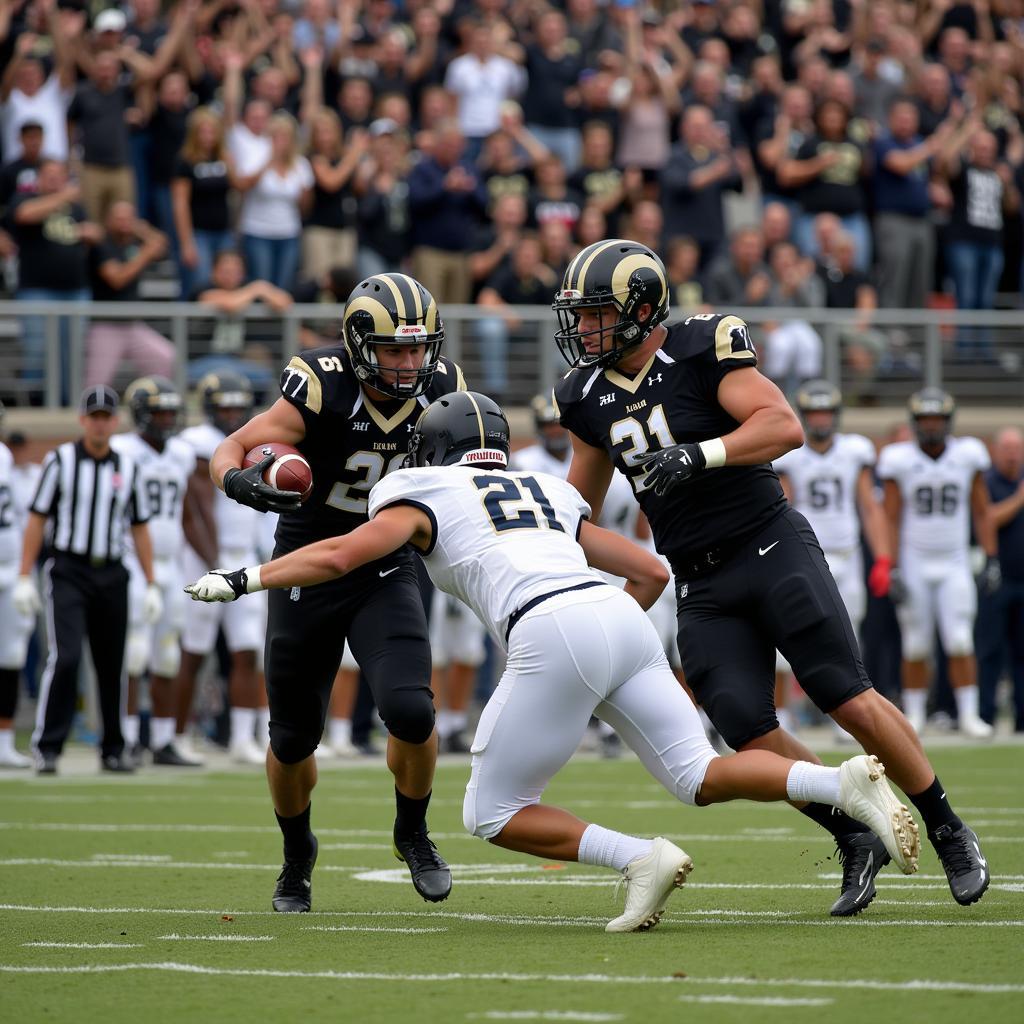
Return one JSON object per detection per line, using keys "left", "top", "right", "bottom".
{"left": 640, "top": 442, "right": 706, "bottom": 497}
{"left": 887, "top": 567, "right": 907, "bottom": 606}
{"left": 223, "top": 454, "right": 302, "bottom": 514}
{"left": 977, "top": 555, "right": 1002, "bottom": 598}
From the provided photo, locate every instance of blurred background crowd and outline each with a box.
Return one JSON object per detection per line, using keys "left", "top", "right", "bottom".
{"left": 3, "top": 0, "right": 1024, "bottom": 406}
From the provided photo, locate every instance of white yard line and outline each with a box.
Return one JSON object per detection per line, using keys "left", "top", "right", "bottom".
{"left": 468, "top": 1013, "right": 624, "bottom": 1022}
{"left": 21, "top": 942, "right": 145, "bottom": 949}
{"left": 677, "top": 995, "right": 832, "bottom": 1007}
{"left": 0, "top": 963, "right": 1021, "bottom": 994}
{"left": 302, "top": 925, "right": 449, "bottom": 934}
{"left": 157, "top": 935, "right": 275, "bottom": 942}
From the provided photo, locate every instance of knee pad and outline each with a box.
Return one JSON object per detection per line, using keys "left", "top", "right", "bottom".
{"left": 152, "top": 634, "right": 181, "bottom": 678}
{"left": 126, "top": 630, "right": 150, "bottom": 677}
{"left": 944, "top": 630, "right": 975, "bottom": 658}
{"left": 269, "top": 722, "right": 318, "bottom": 765}
{"left": 378, "top": 692, "right": 436, "bottom": 745}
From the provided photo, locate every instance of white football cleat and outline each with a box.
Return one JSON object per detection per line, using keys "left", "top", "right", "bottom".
{"left": 174, "top": 734, "right": 206, "bottom": 766}
{"left": 330, "top": 738, "right": 359, "bottom": 758}
{"left": 0, "top": 748, "right": 32, "bottom": 769}
{"left": 230, "top": 739, "right": 267, "bottom": 766}
{"left": 605, "top": 837, "right": 693, "bottom": 933}
{"left": 959, "top": 714, "right": 994, "bottom": 740}
{"left": 838, "top": 754, "right": 920, "bottom": 875}
{"left": 313, "top": 743, "right": 335, "bottom": 761}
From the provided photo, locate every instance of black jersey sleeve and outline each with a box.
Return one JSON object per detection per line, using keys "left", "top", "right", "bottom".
{"left": 675, "top": 313, "right": 758, "bottom": 399}
{"left": 427, "top": 356, "right": 468, "bottom": 397}
{"left": 278, "top": 349, "right": 349, "bottom": 431}
{"left": 553, "top": 368, "right": 604, "bottom": 448}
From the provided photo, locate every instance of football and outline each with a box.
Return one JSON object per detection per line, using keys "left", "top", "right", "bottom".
{"left": 243, "top": 443, "right": 314, "bottom": 503}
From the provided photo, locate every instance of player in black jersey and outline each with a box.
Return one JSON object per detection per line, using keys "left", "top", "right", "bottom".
{"left": 553, "top": 239, "right": 990, "bottom": 915}
{"left": 211, "top": 273, "right": 464, "bottom": 911}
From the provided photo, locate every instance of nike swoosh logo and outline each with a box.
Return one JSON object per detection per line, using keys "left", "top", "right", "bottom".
{"left": 973, "top": 842, "right": 987, "bottom": 868}
{"left": 379, "top": 567, "right": 400, "bottom": 578}
{"left": 857, "top": 850, "right": 874, "bottom": 888}
{"left": 758, "top": 542, "right": 780, "bottom": 556}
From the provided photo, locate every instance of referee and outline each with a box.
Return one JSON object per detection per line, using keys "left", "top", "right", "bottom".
{"left": 14, "top": 386, "right": 162, "bottom": 774}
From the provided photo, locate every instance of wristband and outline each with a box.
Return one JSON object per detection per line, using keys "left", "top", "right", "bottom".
{"left": 245, "top": 566, "right": 266, "bottom": 594}
{"left": 698, "top": 437, "right": 727, "bottom": 469}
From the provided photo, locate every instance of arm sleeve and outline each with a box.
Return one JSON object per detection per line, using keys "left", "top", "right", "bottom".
{"left": 876, "top": 445, "right": 900, "bottom": 481}
{"left": 692, "top": 314, "right": 759, "bottom": 396}
{"left": 279, "top": 355, "right": 324, "bottom": 429}
{"left": 553, "top": 373, "right": 603, "bottom": 449}
{"left": 29, "top": 449, "right": 61, "bottom": 517}
{"left": 128, "top": 461, "right": 151, "bottom": 525}
{"left": 965, "top": 437, "right": 991, "bottom": 473}
{"left": 852, "top": 434, "right": 877, "bottom": 469}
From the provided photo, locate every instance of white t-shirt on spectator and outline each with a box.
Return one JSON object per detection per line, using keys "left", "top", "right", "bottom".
{"left": 239, "top": 157, "right": 314, "bottom": 239}
{"left": 443, "top": 54, "right": 525, "bottom": 138}
{"left": 1, "top": 74, "right": 74, "bottom": 161}
{"left": 228, "top": 123, "right": 272, "bottom": 176}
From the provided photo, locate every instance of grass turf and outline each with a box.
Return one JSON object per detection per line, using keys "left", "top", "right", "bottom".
{"left": 0, "top": 744, "right": 1021, "bottom": 1024}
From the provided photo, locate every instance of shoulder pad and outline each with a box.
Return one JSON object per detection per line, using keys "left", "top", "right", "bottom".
{"left": 669, "top": 313, "right": 758, "bottom": 368}
{"left": 280, "top": 347, "right": 351, "bottom": 415}
{"left": 429, "top": 357, "right": 467, "bottom": 396}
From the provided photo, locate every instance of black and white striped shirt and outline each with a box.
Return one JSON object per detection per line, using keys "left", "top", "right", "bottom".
{"left": 30, "top": 441, "right": 150, "bottom": 564}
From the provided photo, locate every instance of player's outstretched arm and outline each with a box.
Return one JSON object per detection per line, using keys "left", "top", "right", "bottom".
{"left": 578, "top": 520, "right": 669, "bottom": 611}
{"left": 184, "top": 506, "right": 433, "bottom": 601}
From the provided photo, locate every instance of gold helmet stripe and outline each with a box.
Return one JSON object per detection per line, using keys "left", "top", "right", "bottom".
{"left": 375, "top": 274, "right": 411, "bottom": 324}
{"left": 464, "top": 391, "right": 486, "bottom": 450}
{"left": 394, "top": 273, "right": 424, "bottom": 320}
{"left": 571, "top": 239, "right": 621, "bottom": 293}
{"left": 344, "top": 295, "right": 398, "bottom": 337}
{"left": 610, "top": 252, "right": 667, "bottom": 311}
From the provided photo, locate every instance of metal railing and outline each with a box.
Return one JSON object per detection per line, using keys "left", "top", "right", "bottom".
{"left": 2, "top": 300, "right": 1023, "bottom": 408}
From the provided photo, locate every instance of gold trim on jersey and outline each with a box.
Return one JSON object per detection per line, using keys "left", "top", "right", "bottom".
{"left": 464, "top": 391, "right": 486, "bottom": 448}
{"left": 454, "top": 362, "right": 466, "bottom": 391}
{"left": 284, "top": 356, "right": 322, "bottom": 414}
{"left": 603, "top": 353, "right": 658, "bottom": 395}
{"left": 714, "top": 315, "right": 756, "bottom": 364}
{"left": 364, "top": 394, "right": 417, "bottom": 434}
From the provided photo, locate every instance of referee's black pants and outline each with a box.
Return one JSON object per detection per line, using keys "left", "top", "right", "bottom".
{"left": 34, "top": 555, "right": 129, "bottom": 759}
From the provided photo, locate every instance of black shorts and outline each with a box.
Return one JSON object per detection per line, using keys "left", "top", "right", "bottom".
{"left": 674, "top": 507, "right": 872, "bottom": 750}
{"left": 264, "top": 556, "right": 433, "bottom": 756}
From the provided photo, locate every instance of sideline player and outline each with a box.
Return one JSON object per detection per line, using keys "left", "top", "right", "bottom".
{"left": 878, "top": 389, "right": 999, "bottom": 738}
{"left": 773, "top": 381, "right": 892, "bottom": 739}
{"left": 186, "top": 391, "right": 920, "bottom": 933}
{"left": 551, "top": 238, "right": 990, "bottom": 913}
{"left": 509, "top": 395, "right": 573, "bottom": 477}
{"left": 209, "top": 273, "right": 464, "bottom": 911}
{"left": 113, "top": 377, "right": 203, "bottom": 766}
{"left": 176, "top": 373, "right": 269, "bottom": 765}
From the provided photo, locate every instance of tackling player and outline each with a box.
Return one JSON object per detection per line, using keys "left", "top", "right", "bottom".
{"left": 878, "top": 389, "right": 998, "bottom": 738}
{"left": 209, "top": 273, "right": 464, "bottom": 911}
{"left": 551, "top": 238, "right": 990, "bottom": 914}
{"left": 186, "top": 391, "right": 920, "bottom": 933}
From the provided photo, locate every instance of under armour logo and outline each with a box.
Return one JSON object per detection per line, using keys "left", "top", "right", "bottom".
{"left": 647, "top": 373, "right": 663, "bottom": 386}
{"left": 407, "top": 423, "right": 416, "bottom": 432}
{"left": 599, "top": 394, "right": 616, "bottom": 406}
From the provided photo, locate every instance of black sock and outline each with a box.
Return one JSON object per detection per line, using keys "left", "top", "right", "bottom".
{"left": 907, "top": 776, "right": 961, "bottom": 837}
{"left": 0, "top": 668, "right": 17, "bottom": 719}
{"left": 800, "top": 802, "right": 870, "bottom": 839}
{"left": 394, "top": 787, "right": 431, "bottom": 836}
{"left": 275, "top": 803, "right": 314, "bottom": 862}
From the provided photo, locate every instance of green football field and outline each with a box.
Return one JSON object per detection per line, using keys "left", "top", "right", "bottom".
{"left": 1, "top": 743, "right": 1022, "bottom": 1024}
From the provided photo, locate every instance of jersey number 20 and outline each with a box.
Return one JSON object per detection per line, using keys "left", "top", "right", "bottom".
{"left": 474, "top": 475, "right": 566, "bottom": 533}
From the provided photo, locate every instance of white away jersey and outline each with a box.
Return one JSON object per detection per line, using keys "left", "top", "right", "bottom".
{"left": 0, "top": 443, "right": 19, "bottom": 565}
{"left": 111, "top": 433, "right": 196, "bottom": 559}
{"left": 509, "top": 444, "right": 571, "bottom": 479}
{"left": 774, "top": 433, "right": 875, "bottom": 552}
{"left": 877, "top": 436, "right": 990, "bottom": 554}
{"left": 179, "top": 422, "right": 261, "bottom": 555}
{"left": 368, "top": 466, "right": 601, "bottom": 649}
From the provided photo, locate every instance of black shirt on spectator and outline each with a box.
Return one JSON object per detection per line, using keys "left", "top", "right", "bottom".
{"left": 483, "top": 167, "right": 533, "bottom": 206}
{"left": 173, "top": 156, "right": 231, "bottom": 234}
{"left": 794, "top": 135, "right": 866, "bottom": 215}
{"left": 11, "top": 197, "right": 90, "bottom": 290}
{"left": 0, "top": 156, "right": 41, "bottom": 216}
{"left": 149, "top": 104, "right": 191, "bottom": 185}
{"left": 529, "top": 187, "right": 582, "bottom": 230}
{"left": 817, "top": 261, "right": 870, "bottom": 308}
{"left": 947, "top": 165, "right": 1004, "bottom": 246}
{"left": 90, "top": 237, "right": 142, "bottom": 302}
{"left": 484, "top": 264, "right": 553, "bottom": 306}
{"left": 985, "top": 467, "right": 1024, "bottom": 581}
{"left": 523, "top": 46, "right": 581, "bottom": 129}
{"left": 69, "top": 82, "right": 134, "bottom": 167}
{"left": 307, "top": 158, "right": 356, "bottom": 229}
{"left": 358, "top": 181, "right": 410, "bottom": 264}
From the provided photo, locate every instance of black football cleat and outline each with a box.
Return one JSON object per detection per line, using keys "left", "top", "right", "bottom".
{"left": 931, "top": 823, "right": 990, "bottom": 906}
{"left": 35, "top": 752, "right": 58, "bottom": 775}
{"left": 152, "top": 743, "right": 203, "bottom": 767}
{"left": 273, "top": 835, "right": 318, "bottom": 913}
{"left": 444, "top": 731, "right": 473, "bottom": 755}
{"left": 100, "top": 753, "right": 135, "bottom": 773}
{"left": 127, "top": 743, "right": 145, "bottom": 768}
{"left": 830, "top": 832, "right": 891, "bottom": 917}
{"left": 393, "top": 826, "right": 452, "bottom": 903}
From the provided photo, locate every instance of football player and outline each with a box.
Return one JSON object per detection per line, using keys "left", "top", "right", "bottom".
{"left": 773, "top": 381, "right": 892, "bottom": 740}
{"left": 878, "top": 389, "right": 999, "bottom": 739}
{"left": 551, "top": 238, "right": 990, "bottom": 913}
{"left": 209, "top": 273, "right": 464, "bottom": 911}
{"left": 430, "top": 587, "right": 485, "bottom": 754}
{"left": 112, "top": 377, "right": 203, "bottom": 767}
{"left": 0, "top": 402, "right": 33, "bottom": 767}
{"left": 186, "top": 391, "right": 921, "bottom": 933}
{"left": 509, "top": 395, "right": 572, "bottom": 477}
{"left": 176, "top": 373, "right": 270, "bottom": 766}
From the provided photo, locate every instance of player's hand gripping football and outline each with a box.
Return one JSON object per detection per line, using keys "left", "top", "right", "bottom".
{"left": 977, "top": 555, "right": 1002, "bottom": 598}
{"left": 185, "top": 568, "right": 251, "bottom": 603}
{"left": 640, "top": 442, "right": 706, "bottom": 496}
{"left": 222, "top": 454, "right": 302, "bottom": 514}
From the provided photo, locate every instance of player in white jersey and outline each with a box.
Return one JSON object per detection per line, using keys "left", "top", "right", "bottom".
{"left": 773, "top": 381, "right": 892, "bottom": 737}
{"left": 176, "top": 372, "right": 269, "bottom": 764}
{"left": 187, "top": 392, "right": 919, "bottom": 932}
{"left": 112, "top": 378, "right": 203, "bottom": 767}
{"left": 878, "top": 389, "right": 999, "bottom": 738}
{"left": 0, "top": 403, "right": 33, "bottom": 767}
{"left": 509, "top": 394, "right": 573, "bottom": 478}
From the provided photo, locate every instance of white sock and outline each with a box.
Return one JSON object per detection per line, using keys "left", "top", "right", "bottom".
{"left": 122, "top": 715, "right": 140, "bottom": 747}
{"left": 0, "top": 728, "right": 14, "bottom": 756}
{"left": 577, "top": 823, "right": 654, "bottom": 872}
{"left": 150, "top": 717, "right": 175, "bottom": 750}
{"left": 448, "top": 710, "right": 468, "bottom": 734}
{"left": 256, "top": 707, "right": 271, "bottom": 745}
{"left": 786, "top": 761, "right": 842, "bottom": 805}
{"left": 329, "top": 718, "right": 352, "bottom": 747}
{"left": 903, "top": 689, "right": 928, "bottom": 722}
{"left": 954, "top": 685, "right": 980, "bottom": 722}
{"left": 436, "top": 709, "right": 453, "bottom": 739}
{"left": 230, "top": 707, "right": 256, "bottom": 747}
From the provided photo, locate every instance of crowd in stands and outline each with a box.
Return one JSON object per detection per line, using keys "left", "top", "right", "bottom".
{"left": 2, "top": 0, "right": 1024, "bottom": 402}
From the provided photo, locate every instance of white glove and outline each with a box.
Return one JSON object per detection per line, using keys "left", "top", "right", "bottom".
{"left": 143, "top": 582, "right": 164, "bottom": 624}
{"left": 12, "top": 575, "right": 40, "bottom": 617}
{"left": 185, "top": 567, "right": 255, "bottom": 603}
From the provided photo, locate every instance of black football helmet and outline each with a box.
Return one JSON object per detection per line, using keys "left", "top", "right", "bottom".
{"left": 552, "top": 238, "right": 669, "bottom": 369}
{"left": 795, "top": 379, "right": 842, "bottom": 442}
{"left": 403, "top": 391, "right": 511, "bottom": 470}
{"left": 125, "top": 376, "right": 183, "bottom": 443}
{"left": 197, "top": 370, "right": 254, "bottom": 436}
{"left": 530, "top": 393, "right": 570, "bottom": 457}
{"left": 909, "top": 387, "right": 955, "bottom": 447}
{"left": 342, "top": 273, "right": 444, "bottom": 399}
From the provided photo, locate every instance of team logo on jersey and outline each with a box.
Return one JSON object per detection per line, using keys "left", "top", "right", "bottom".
{"left": 678, "top": 582, "right": 688, "bottom": 600}
{"left": 647, "top": 373, "right": 663, "bottom": 387}
{"left": 599, "top": 394, "right": 616, "bottom": 407}
{"left": 353, "top": 421, "right": 369, "bottom": 432}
